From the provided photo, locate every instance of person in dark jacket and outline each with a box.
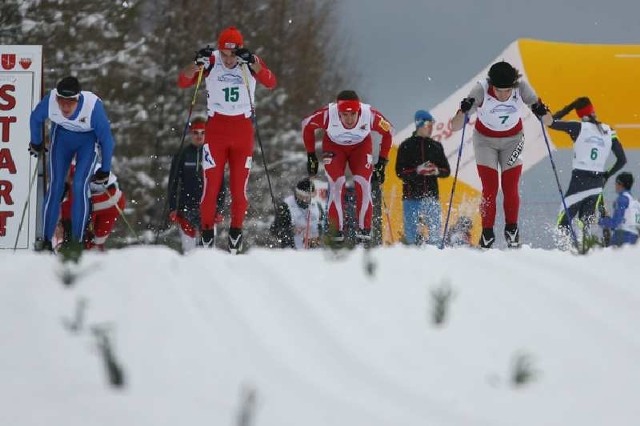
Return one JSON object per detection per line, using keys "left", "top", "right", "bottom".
{"left": 395, "top": 110, "right": 451, "bottom": 245}
{"left": 270, "top": 178, "right": 325, "bottom": 249}
{"left": 168, "top": 116, "right": 226, "bottom": 252}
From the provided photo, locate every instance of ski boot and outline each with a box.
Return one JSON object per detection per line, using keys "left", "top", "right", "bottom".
{"left": 34, "top": 239, "right": 54, "bottom": 253}
{"left": 479, "top": 228, "right": 495, "bottom": 249}
{"left": 228, "top": 227, "right": 244, "bottom": 255}
{"left": 504, "top": 224, "right": 521, "bottom": 248}
{"left": 355, "top": 228, "right": 372, "bottom": 248}
{"left": 201, "top": 229, "right": 215, "bottom": 248}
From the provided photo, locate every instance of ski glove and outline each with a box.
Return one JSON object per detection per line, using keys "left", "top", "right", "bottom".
{"left": 460, "top": 97, "right": 475, "bottom": 113}
{"left": 194, "top": 46, "right": 214, "bottom": 67}
{"left": 234, "top": 48, "right": 255, "bottom": 64}
{"left": 373, "top": 158, "right": 389, "bottom": 183}
{"left": 28, "top": 142, "right": 46, "bottom": 158}
{"left": 307, "top": 152, "right": 319, "bottom": 176}
{"left": 531, "top": 101, "right": 549, "bottom": 118}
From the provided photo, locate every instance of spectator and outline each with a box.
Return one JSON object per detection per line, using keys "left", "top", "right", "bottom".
{"left": 395, "top": 110, "right": 450, "bottom": 245}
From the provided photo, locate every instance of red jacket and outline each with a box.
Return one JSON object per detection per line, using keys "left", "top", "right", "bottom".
{"left": 301, "top": 105, "right": 394, "bottom": 160}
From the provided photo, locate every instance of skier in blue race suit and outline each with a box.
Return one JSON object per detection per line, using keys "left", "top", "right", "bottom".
{"left": 29, "top": 76, "right": 115, "bottom": 251}
{"left": 599, "top": 172, "right": 640, "bottom": 247}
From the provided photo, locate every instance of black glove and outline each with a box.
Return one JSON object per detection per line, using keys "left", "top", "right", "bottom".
{"left": 92, "top": 170, "right": 110, "bottom": 185}
{"left": 194, "top": 46, "right": 214, "bottom": 66}
{"left": 373, "top": 158, "right": 388, "bottom": 184}
{"left": 531, "top": 101, "right": 549, "bottom": 118}
{"left": 307, "top": 152, "right": 319, "bottom": 176}
{"left": 234, "top": 48, "right": 255, "bottom": 64}
{"left": 460, "top": 97, "right": 475, "bottom": 113}
{"left": 28, "top": 142, "right": 46, "bottom": 157}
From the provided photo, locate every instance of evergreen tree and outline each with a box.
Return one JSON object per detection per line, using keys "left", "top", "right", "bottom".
{"left": 0, "top": 0, "right": 22, "bottom": 44}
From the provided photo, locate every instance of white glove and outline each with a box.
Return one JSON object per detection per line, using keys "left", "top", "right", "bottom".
{"left": 195, "top": 56, "right": 210, "bottom": 68}
{"left": 417, "top": 162, "right": 439, "bottom": 176}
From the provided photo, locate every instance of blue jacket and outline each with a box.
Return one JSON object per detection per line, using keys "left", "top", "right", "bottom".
{"left": 599, "top": 190, "right": 639, "bottom": 246}
{"left": 29, "top": 91, "right": 115, "bottom": 173}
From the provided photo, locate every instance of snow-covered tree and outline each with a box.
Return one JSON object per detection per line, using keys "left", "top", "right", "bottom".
{"left": 0, "top": 0, "right": 22, "bottom": 43}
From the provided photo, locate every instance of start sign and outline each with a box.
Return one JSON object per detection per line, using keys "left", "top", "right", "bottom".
{"left": 0, "top": 45, "right": 42, "bottom": 249}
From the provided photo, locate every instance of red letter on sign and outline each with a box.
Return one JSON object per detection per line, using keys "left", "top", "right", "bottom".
{"left": 0, "top": 84, "right": 16, "bottom": 111}
{"left": 0, "top": 116, "right": 17, "bottom": 142}
{"left": 0, "top": 148, "right": 17, "bottom": 174}
{"left": 0, "top": 180, "right": 13, "bottom": 205}
{"left": 0, "top": 211, "right": 13, "bottom": 236}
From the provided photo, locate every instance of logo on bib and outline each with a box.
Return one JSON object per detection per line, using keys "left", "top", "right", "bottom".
{"left": 202, "top": 145, "right": 215, "bottom": 170}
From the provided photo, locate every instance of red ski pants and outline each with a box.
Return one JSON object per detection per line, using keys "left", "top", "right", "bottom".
{"left": 322, "top": 137, "right": 373, "bottom": 231}
{"left": 477, "top": 164, "right": 522, "bottom": 228}
{"left": 201, "top": 114, "right": 254, "bottom": 230}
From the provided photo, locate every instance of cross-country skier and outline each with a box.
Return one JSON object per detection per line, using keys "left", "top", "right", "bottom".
{"left": 450, "top": 61, "right": 552, "bottom": 248}
{"left": 56, "top": 163, "right": 125, "bottom": 251}
{"left": 599, "top": 172, "right": 639, "bottom": 247}
{"left": 548, "top": 97, "right": 626, "bottom": 242}
{"left": 167, "top": 116, "right": 226, "bottom": 253}
{"left": 302, "top": 90, "right": 393, "bottom": 246}
{"left": 177, "top": 26, "right": 276, "bottom": 254}
{"left": 29, "top": 76, "right": 116, "bottom": 251}
{"left": 270, "top": 177, "right": 325, "bottom": 249}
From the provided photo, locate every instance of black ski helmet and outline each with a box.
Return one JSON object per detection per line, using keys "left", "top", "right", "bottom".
{"left": 615, "top": 172, "right": 634, "bottom": 191}
{"left": 56, "top": 76, "right": 81, "bottom": 98}
{"left": 488, "top": 61, "right": 518, "bottom": 88}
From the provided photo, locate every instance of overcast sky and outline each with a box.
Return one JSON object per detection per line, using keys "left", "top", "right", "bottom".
{"left": 337, "top": 0, "right": 640, "bottom": 128}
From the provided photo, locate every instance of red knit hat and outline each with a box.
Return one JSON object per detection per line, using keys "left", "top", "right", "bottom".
{"left": 218, "top": 26, "right": 243, "bottom": 50}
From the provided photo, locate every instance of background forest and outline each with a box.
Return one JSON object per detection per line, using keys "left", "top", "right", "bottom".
{"left": 1, "top": 0, "right": 350, "bottom": 248}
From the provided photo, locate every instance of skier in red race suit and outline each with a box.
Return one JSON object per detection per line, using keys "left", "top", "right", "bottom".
{"left": 177, "top": 26, "right": 276, "bottom": 254}
{"left": 302, "top": 90, "right": 393, "bottom": 245}
{"left": 57, "top": 165, "right": 126, "bottom": 250}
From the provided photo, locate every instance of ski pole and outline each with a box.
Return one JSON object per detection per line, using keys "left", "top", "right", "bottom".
{"left": 440, "top": 114, "right": 468, "bottom": 249}
{"left": 540, "top": 120, "right": 579, "bottom": 251}
{"left": 174, "top": 66, "right": 205, "bottom": 158}
{"left": 303, "top": 209, "right": 311, "bottom": 249}
{"left": 240, "top": 62, "right": 278, "bottom": 217}
{"left": 110, "top": 193, "right": 140, "bottom": 242}
{"left": 596, "top": 192, "right": 610, "bottom": 247}
{"left": 13, "top": 161, "right": 40, "bottom": 251}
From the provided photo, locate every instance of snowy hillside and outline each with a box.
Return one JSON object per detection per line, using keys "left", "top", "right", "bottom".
{"left": 2, "top": 245, "right": 640, "bottom": 426}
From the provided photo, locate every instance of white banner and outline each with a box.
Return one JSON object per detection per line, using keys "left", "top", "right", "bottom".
{"left": 0, "top": 45, "right": 42, "bottom": 249}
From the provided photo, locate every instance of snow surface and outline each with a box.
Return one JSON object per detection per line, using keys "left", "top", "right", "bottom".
{"left": 2, "top": 244, "right": 640, "bottom": 426}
